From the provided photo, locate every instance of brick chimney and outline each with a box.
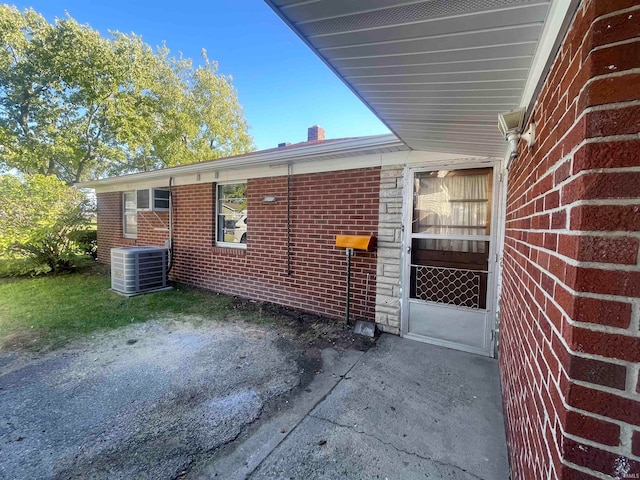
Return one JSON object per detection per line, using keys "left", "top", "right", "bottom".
{"left": 307, "top": 125, "right": 325, "bottom": 142}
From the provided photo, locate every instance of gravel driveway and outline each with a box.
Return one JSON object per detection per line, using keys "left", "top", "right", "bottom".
{"left": 0, "top": 318, "right": 315, "bottom": 480}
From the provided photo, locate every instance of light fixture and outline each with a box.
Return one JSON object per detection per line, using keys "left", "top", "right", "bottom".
{"left": 498, "top": 108, "right": 536, "bottom": 160}
{"left": 262, "top": 196, "right": 277, "bottom": 204}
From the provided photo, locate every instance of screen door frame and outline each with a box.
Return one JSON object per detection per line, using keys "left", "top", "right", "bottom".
{"left": 400, "top": 160, "right": 503, "bottom": 357}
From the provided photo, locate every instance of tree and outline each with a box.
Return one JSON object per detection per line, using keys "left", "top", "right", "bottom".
{"left": 0, "top": 174, "right": 91, "bottom": 273}
{"left": 0, "top": 6, "right": 254, "bottom": 184}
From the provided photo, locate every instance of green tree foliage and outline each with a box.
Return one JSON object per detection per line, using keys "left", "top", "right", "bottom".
{"left": 0, "top": 174, "right": 91, "bottom": 273}
{"left": 0, "top": 6, "right": 254, "bottom": 184}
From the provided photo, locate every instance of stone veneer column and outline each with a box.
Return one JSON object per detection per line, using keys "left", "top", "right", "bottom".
{"left": 375, "top": 166, "right": 404, "bottom": 334}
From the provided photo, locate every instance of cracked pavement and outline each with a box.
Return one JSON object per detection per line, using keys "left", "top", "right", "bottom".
{"left": 195, "top": 334, "right": 509, "bottom": 480}
{"left": 0, "top": 319, "right": 312, "bottom": 480}
{"left": 305, "top": 414, "right": 487, "bottom": 480}
{"left": 2, "top": 320, "right": 507, "bottom": 480}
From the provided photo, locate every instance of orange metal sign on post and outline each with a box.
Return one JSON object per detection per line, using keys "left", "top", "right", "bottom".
{"left": 335, "top": 235, "right": 376, "bottom": 251}
{"left": 335, "top": 235, "right": 376, "bottom": 327}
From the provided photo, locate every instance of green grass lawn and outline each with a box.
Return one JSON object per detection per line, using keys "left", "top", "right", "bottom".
{"left": 0, "top": 266, "right": 234, "bottom": 350}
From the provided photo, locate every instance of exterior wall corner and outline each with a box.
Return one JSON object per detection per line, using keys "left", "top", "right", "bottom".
{"left": 375, "top": 165, "right": 404, "bottom": 335}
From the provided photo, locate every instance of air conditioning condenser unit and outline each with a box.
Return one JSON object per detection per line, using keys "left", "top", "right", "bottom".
{"left": 110, "top": 246, "right": 171, "bottom": 296}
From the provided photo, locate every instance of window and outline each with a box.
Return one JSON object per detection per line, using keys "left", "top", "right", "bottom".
{"left": 123, "top": 191, "right": 137, "bottom": 238}
{"left": 153, "top": 189, "right": 170, "bottom": 210}
{"left": 410, "top": 169, "right": 492, "bottom": 309}
{"left": 216, "top": 183, "right": 247, "bottom": 246}
{"left": 136, "top": 188, "right": 170, "bottom": 211}
{"left": 137, "top": 189, "right": 150, "bottom": 210}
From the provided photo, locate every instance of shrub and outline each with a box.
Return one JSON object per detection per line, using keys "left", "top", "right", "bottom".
{"left": 70, "top": 229, "right": 98, "bottom": 260}
{"left": 0, "top": 174, "right": 92, "bottom": 274}
{"left": 0, "top": 257, "right": 50, "bottom": 277}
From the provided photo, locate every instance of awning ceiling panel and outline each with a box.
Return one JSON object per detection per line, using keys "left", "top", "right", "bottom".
{"left": 267, "top": 0, "right": 554, "bottom": 157}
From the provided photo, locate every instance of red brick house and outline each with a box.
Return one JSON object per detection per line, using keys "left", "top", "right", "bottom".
{"left": 81, "top": 1, "right": 639, "bottom": 478}
{"left": 84, "top": 126, "right": 494, "bottom": 333}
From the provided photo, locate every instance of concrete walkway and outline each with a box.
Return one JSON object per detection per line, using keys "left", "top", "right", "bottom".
{"left": 196, "top": 334, "right": 509, "bottom": 479}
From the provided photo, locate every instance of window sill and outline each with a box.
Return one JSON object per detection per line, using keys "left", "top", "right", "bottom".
{"left": 213, "top": 244, "right": 247, "bottom": 256}
{"left": 123, "top": 234, "right": 137, "bottom": 240}
{"left": 215, "top": 241, "right": 246, "bottom": 249}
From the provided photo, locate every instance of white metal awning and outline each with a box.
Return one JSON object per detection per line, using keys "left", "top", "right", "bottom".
{"left": 266, "top": 0, "right": 578, "bottom": 157}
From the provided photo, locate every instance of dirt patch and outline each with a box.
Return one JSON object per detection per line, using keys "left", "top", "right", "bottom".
{"left": 0, "top": 330, "right": 43, "bottom": 351}
{"left": 226, "top": 296, "right": 376, "bottom": 352}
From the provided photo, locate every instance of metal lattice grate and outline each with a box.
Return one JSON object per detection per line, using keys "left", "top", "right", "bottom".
{"left": 413, "top": 265, "right": 484, "bottom": 309}
{"left": 299, "top": 0, "right": 534, "bottom": 37}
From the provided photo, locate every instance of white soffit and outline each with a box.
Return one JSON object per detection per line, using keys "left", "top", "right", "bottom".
{"left": 266, "top": 0, "right": 572, "bottom": 157}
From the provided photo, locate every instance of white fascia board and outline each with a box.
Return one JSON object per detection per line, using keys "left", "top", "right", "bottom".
{"left": 497, "top": 0, "right": 579, "bottom": 162}
{"left": 92, "top": 164, "right": 283, "bottom": 193}
{"left": 402, "top": 150, "right": 499, "bottom": 165}
{"left": 520, "top": 0, "right": 581, "bottom": 113}
{"left": 77, "top": 134, "right": 404, "bottom": 191}
{"left": 496, "top": 1, "right": 579, "bottom": 165}
{"left": 289, "top": 150, "right": 482, "bottom": 176}
{"left": 88, "top": 149, "right": 491, "bottom": 194}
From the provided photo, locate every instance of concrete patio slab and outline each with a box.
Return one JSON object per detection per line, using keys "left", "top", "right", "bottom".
{"left": 201, "top": 333, "right": 509, "bottom": 480}
{"left": 195, "top": 348, "right": 366, "bottom": 480}
{"left": 2, "top": 322, "right": 508, "bottom": 480}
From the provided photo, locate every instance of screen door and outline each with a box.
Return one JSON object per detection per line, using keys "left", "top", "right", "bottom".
{"left": 404, "top": 167, "right": 496, "bottom": 356}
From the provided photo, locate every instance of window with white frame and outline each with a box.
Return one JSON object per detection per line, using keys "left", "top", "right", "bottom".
{"left": 216, "top": 183, "right": 247, "bottom": 246}
{"left": 123, "top": 191, "right": 137, "bottom": 238}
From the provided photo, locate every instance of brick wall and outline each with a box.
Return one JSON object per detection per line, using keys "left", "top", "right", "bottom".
{"left": 137, "top": 211, "right": 170, "bottom": 247}
{"left": 96, "top": 192, "right": 136, "bottom": 263}
{"left": 96, "top": 193, "right": 169, "bottom": 262}
{"left": 500, "top": 1, "right": 640, "bottom": 479}
{"left": 97, "top": 167, "right": 380, "bottom": 321}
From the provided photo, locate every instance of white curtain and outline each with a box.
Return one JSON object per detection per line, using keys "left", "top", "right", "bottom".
{"left": 413, "top": 172, "right": 489, "bottom": 253}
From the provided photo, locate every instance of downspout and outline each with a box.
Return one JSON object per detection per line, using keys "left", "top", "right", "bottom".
{"left": 168, "top": 177, "right": 175, "bottom": 273}
{"left": 286, "top": 164, "right": 292, "bottom": 276}
{"left": 493, "top": 161, "right": 509, "bottom": 358}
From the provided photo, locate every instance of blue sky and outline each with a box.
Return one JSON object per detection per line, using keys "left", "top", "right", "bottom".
{"left": 9, "top": 0, "right": 390, "bottom": 150}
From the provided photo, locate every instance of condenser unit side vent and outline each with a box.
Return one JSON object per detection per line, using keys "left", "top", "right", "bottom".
{"left": 111, "top": 246, "right": 170, "bottom": 296}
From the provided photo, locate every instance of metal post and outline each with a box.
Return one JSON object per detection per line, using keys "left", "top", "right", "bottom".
{"left": 345, "top": 248, "right": 353, "bottom": 325}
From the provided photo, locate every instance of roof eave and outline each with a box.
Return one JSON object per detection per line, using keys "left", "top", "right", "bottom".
{"left": 76, "top": 133, "right": 405, "bottom": 188}
{"left": 264, "top": 0, "right": 580, "bottom": 158}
